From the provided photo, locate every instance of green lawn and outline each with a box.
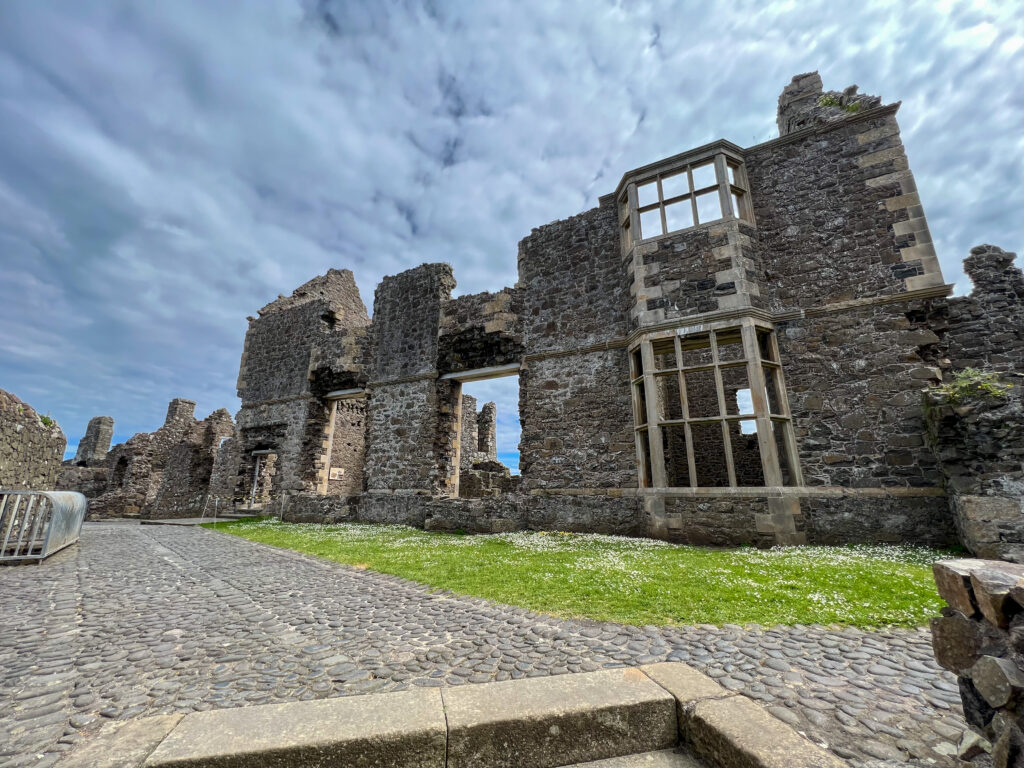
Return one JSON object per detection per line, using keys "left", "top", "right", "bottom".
{"left": 205, "top": 518, "right": 950, "bottom": 629}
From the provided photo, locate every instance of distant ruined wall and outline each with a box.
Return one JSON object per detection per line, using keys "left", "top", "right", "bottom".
{"left": 73, "top": 416, "right": 114, "bottom": 466}
{"left": 85, "top": 398, "right": 199, "bottom": 519}
{"left": 146, "top": 408, "right": 235, "bottom": 518}
{"left": 0, "top": 389, "right": 66, "bottom": 491}
{"left": 924, "top": 246, "right": 1024, "bottom": 558}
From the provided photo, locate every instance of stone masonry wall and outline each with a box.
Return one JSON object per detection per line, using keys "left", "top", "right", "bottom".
{"left": 0, "top": 389, "right": 66, "bottom": 490}
{"left": 325, "top": 399, "right": 366, "bottom": 496}
{"left": 517, "top": 201, "right": 637, "bottom": 494}
{"left": 747, "top": 107, "right": 933, "bottom": 310}
{"left": 86, "top": 398, "right": 198, "bottom": 519}
{"left": 364, "top": 265, "right": 457, "bottom": 494}
{"left": 926, "top": 388, "right": 1024, "bottom": 559}
{"left": 437, "top": 289, "right": 522, "bottom": 374}
{"left": 945, "top": 245, "right": 1024, "bottom": 375}
{"left": 145, "top": 409, "right": 235, "bottom": 518}
{"left": 778, "top": 301, "right": 946, "bottom": 490}
{"left": 73, "top": 416, "right": 113, "bottom": 466}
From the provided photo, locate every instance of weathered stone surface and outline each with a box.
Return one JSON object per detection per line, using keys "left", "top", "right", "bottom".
{"left": 144, "top": 689, "right": 445, "bottom": 768}
{"left": 682, "top": 694, "right": 847, "bottom": 768}
{"left": 566, "top": 751, "right": 701, "bottom": 768}
{"left": 971, "top": 655, "right": 1024, "bottom": 708}
{"left": 971, "top": 565, "right": 1024, "bottom": 628}
{"left": 933, "top": 559, "right": 981, "bottom": 617}
{"left": 931, "top": 611, "right": 1005, "bottom": 675}
{"left": 59, "top": 714, "right": 182, "bottom": 768}
{"left": 0, "top": 389, "right": 66, "bottom": 490}
{"left": 443, "top": 668, "right": 676, "bottom": 768}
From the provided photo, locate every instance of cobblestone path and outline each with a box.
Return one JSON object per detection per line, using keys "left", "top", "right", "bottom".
{"left": 1, "top": 524, "right": 965, "bottom": 767}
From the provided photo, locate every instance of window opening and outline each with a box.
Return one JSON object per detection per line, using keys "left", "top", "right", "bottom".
{"left": 631, "top": 324, "right": 800, "bottom": 488}
{"left": 619, "top": 152, "right": 752, "bottom": 243}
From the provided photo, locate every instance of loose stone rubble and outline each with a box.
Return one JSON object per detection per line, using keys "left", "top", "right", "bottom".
{"left": 932, "top": 558, "right": 1024, "bottom": 766}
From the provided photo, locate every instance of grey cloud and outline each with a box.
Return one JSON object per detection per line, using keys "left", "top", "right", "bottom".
{"left": 0, "top": 0, "right": 1019, "bottom": 465}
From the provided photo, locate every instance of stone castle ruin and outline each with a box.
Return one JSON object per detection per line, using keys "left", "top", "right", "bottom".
{"left": 54, "top": 399, "right": 235, "bottom": 520}
{"left": 55, "top": 73, "right": 1023, "bottom": 552}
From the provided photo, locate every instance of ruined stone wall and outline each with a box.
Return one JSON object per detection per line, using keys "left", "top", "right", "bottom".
{"left": 208, "top": 435, "right": 241, "bottom": 506}
{"left": 477, "top": 402, "right": 497, "bottom": 459}
{"left": 932, "top": 559, "right": 1024, "bottom": 767}
{"left": 437, "top": 289, "right": 522, "bottom": 374}
{"left": 235, "top": 269, "right": 370, "bottom": 500}
{"left": 778, "top": 302, "right": 945, "bottom": 490}
{"left": 86, "top": 399, "right": 198, "bottom": 519}
{"left": 73, "top": 416, "right": 113, "bottom": 466}
{"left": 364, "top": 264, "right": 458, "bottom": 493}
{"left": 0, "top": 389, "right": 66, "bottom": 490}
{"left": 945, "top": 245, "right": 1024, "bottom": 375}
{"left": 459, "top": 394, "right": 479, "bottom": 471}
{"left": 746, "top": 107, "right": 935, "bottom": 310}
{"left": 146, "top": 409, "right": 235, "bottom": 518}
{"left": 517, "top": 203, "right": 637, "bottom": 493}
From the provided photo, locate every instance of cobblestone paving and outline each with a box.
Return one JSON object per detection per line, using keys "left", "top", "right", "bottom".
{"left": 1, "top": 524, "right": 966, "bottom": 767}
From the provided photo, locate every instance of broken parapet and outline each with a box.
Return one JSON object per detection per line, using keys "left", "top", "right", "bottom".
{"left": 777, "top": 71, "right": 882, "bottom": 136}
{"left": 932, "top": 559, "right": 1024, "bottom": 764}
{"left": 73, "top": 416, "right": 114, "bottom": 466}
{"left": 947, "top": 245, "right": 1024, "bottom": 375}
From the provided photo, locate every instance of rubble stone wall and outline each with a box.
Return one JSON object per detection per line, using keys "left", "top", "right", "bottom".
{"left": 945, "top": 245, "right": 1024, "bottom": 375}
{"left": 145, "top": 409, "right": 235, "bottom": 518}
{"left": 85, "top": 399, "right": 198, "bottom": 519}
{"left": 73, "top": 416, "right": 113, "bottom": 466}
{"left": 325, "top": 398, "right": 366, "bottom": 496}
{"left": 747, "top": 108, "right": 927, "bottom": 310}
{"left": 932, "top": 559, "right": 1024, "bottom": 766}
{"left": 364, "top": 265, "right": 458, "bottom": 494}
{"left": 0, "top": 389, "right": 66, "bottom": 490}
{"left": 437, "top": 288, "right": 522, "bottom": 374}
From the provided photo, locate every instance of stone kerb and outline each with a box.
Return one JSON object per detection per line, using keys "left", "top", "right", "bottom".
{"left": 58, "top": 663, "right": 844, "bottom": 768}
{"left": 931, "top": 559, "right": 1024, "bottom": 765}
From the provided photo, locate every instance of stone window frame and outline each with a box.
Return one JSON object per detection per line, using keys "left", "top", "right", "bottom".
{"left": 619, "top": 146, "right": 752, "bottom": 250}
{"left": 630, "top": 319, "right": 802, "bottom": 489}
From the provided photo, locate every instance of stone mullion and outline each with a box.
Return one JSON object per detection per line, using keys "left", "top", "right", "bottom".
{"left": 765, "top": 331, "right": 804, "bottom": 486}
{"left": 640, "top": 340, "right": 668, "bottom": 488}
{"left": 713, "top": 154, "right": 732, "bottom": 220}
{"left": 741, "top": 322, "right": 783, "bottom": 486}
{"left": 677, "top": 336, "right": 698, "bottom": 487}
{"left": 710, "top": 332, "right": 737, "bottom": 487}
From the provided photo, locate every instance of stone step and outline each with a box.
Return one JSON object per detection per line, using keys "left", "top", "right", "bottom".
{"left": 58, "top": 664, "right": 844, "bottom": 768}
{"left": 566, "top": 749, "right": 703, "bottom": 767}
{"left": 442, "top": 667, "right": 678, "bottom": 768}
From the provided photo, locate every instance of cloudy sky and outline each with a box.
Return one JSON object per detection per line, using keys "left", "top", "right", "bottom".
{"left": 1, "top": 0, "right": 1021, "bottom": 469}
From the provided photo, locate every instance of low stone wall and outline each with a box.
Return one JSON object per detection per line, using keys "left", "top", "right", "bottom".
{"left": 932, "top": 558, "right": 1024, "bottom": 765}
{"left": 0, "top": 389, "right": 66, "bottom": 490}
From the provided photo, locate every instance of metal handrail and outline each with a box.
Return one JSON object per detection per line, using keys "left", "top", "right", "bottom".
{"left": 0, "top": 490, "right": 87, "bottom": 563}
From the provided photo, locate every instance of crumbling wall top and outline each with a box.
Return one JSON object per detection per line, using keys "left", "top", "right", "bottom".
{"left": 777, "top": 71, "right": 882, "bottom": 136}
{"left": 256, "top": 269, "right": 368, "bottom": 324}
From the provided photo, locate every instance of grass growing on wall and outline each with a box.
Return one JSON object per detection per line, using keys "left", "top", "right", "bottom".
{"left": 204, "top": 518, "right": 950, "bottom": 629}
